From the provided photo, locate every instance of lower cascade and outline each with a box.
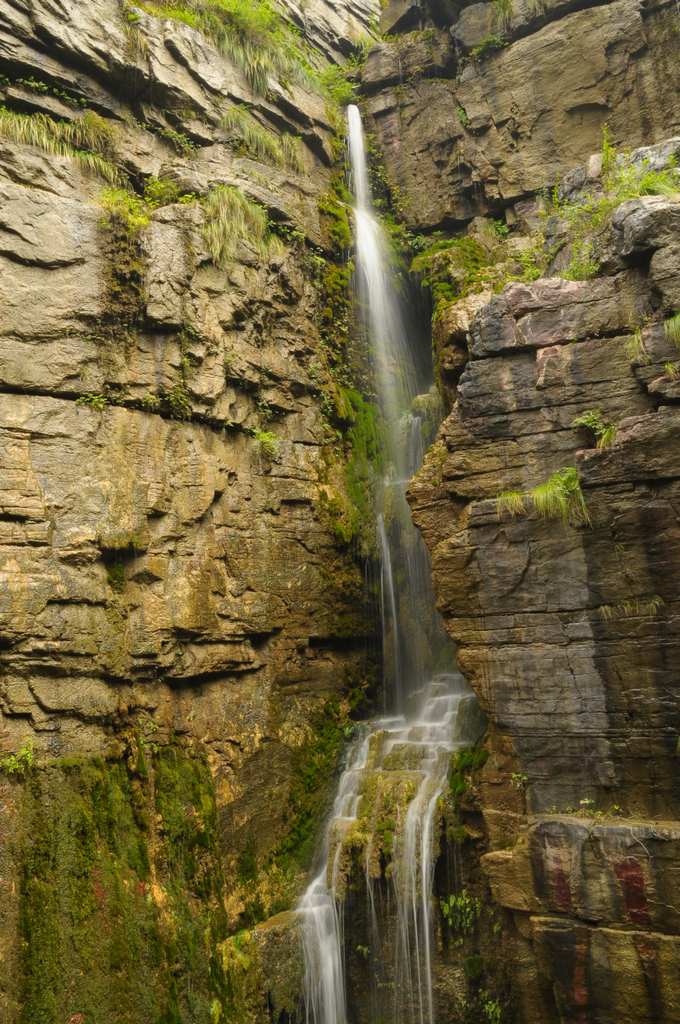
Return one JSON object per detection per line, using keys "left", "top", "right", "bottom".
{"left": 298, "top": 107, "right": 483, "bottom": 1024}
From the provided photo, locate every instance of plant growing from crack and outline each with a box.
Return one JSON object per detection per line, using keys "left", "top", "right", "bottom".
{"left": 497, "top": 467, "right": 590, "bottom": 525}
{"left": 572, "top": 409, "right": 616, "bottom": 449}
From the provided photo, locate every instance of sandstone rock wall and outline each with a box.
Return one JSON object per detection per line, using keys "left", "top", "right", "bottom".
{"left": 409, "top": 220, "right": 680, "bottom": 1022}
{"left": 0, "top": 1, "right": 380, "bottom": 1020}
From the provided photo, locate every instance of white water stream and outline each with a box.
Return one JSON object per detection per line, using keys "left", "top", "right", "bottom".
{"left": 298, "top": 105, "right": 481, "bottom": 1024}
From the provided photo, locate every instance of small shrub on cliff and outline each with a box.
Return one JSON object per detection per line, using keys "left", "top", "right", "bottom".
{"left": 497, "top": 467, "right": 590, "bottom": 525}
{"left": 548, "top": 127, "right": 680, "bottom": 281}
{"left": 624, "top": 325, "right": 650, "bottom": 364}
{"left": 100, "top": 187, "right": 151, "bottom": 233}
{"left": 252, "top": 428, "right": 280, "bottom": 460}
{"left": 0, "top": 106, "right": 123, "bottom": 183}
{"left": 76, "top": 392, "right": 109, "bottom": 411}
{"left": 664, "top": 361, "right": 680, "bottom": 380}
{"left": 572, "top": 409, "right": 616, "bottom": 449}
{"left": 0, "top": 743, "right": 34, "bottom": 777}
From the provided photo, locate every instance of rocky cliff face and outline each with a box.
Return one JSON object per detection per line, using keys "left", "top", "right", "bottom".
{"left": 0, "top": 1, "right": 381, "bottom": 1020}
{"left": 361, "top": 1, "right": 680, "bottom": 1021}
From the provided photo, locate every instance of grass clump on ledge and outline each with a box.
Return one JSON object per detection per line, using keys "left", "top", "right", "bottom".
{"left": 137, "top": 0, "right": 314, "bottom": 95}
{"left": 572, "top": 409, "right": 616, "bottom": 449}
{"left": 664, "top": 312, "right": 680, "bottom": 348}
{"left": 497, "top": 467, "right": 590, "bottom": 525}
{"left": 221, "top": 105, "right": 302, "bottom": 170}
{"left": 0, "top": 106, "right": 123, "bottom": 183}
{"left": 202, "top": 185, "right": 283, "bottom": 267}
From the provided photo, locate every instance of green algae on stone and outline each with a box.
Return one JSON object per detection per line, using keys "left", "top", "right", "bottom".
{"left": 16, "top": 746, "right": 231, "bottom": 1024}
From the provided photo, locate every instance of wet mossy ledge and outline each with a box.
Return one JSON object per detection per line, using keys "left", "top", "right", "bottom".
{"left": 2, "top": 721, "right": 362, "bottom": 1024}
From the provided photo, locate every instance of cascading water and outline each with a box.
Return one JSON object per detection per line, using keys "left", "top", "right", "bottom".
{"left": 298, "top": 105, "right": 483, "bottom": 1024}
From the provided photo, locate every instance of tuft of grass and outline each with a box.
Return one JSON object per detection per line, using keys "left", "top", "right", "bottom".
{"left": 598, "top": 595, "right": 665, "bottom": 621}
{"left": 221, "top": 105, "right": 302, "bottom": 170}
{"left": 572, "top": 409, "right": 616, "bottom": 449}
{"left": 664, "top": 361, "right": 680, "bottom": 380}
{"left": 496, "top": 490, "right": 526, "bottom": 517}
{"left": 624, "top": 326, "right": 649, "bottom": 363}
{"left": 493, "top": 0, "right": 514, "bottom": 28}
{"left": 563, "top": 238, "right": 599, "bottom": 281}
{"left": 0, "top": 106, "right": 123, "bottom": 183}
{"left": 664, "top": 312, "right": 680, "bottom": 349}
{"left": 202, "top": 185, "right": 283, "bottom": 267}
{"left": 497, "top": 467, "right": 590, "bottom": 525}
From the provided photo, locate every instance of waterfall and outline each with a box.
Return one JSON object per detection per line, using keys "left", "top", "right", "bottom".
{"left": 298, "top": 105, "right": 482, "bottom": 1024}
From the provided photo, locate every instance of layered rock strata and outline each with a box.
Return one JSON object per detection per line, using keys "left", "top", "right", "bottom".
{"left": 0, "top": 1, "right": 380, "bottom": 1020}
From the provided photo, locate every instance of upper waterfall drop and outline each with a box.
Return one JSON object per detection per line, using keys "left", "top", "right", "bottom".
{"left": 298, "top": 105, "right": 483, "bottom": 1024}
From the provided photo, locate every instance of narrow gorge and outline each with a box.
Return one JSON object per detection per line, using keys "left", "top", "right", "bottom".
{"left": 0, "top": 1, "right": 678, "bottom": 1023}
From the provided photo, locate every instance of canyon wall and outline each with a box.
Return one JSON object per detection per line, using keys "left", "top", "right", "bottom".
{"left": 362, "top": 0, "right": 680, "bottom": 1021}
{"left": 0, "top": 1, "right": 381, "bottom": 1020}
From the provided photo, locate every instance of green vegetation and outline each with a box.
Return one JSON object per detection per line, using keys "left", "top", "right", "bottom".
{"left": 202, "top": 185, "right": 283, "bottom": 267}
{"left": 547, "top": 127, "right": 680, "bottom": 280}
{"left": 322, "top": 388, "right": 384, "bottom": 550}
{"left": 510, "top": 771, "right": 528, "bottom": 790}
{"left": 411, "top": 226, "right": 545, "bottom": 321}
{"left": 0, "top": 72, "right": 88, "bottom": 108}
{"left": 99, "top": 178, "right": 197, "bottom": 235}
{"left": 17, "top": 746, "right": 231, "bottom": 1024}
{"left": 457, "top": 105, "right": 470, "bottom": 128}
{"left": 252, "top": 428, "right": 280, "bottom": 460}
{"left": 664, "top": 311, "right": 680, "bottom": 348}
{"left": 0, "top": 106, "right": 122, "bottom": 183}
{"left": 0, "top": 743, "right": 34, "bottom": 777}
{"left": 493, "top": 0, "right": 513, "bottom": 28}
{"left": 100, "top": 188, "right": 152, "bottom": 233}
{"left": 562, "top": 238, "right": 598, "bottom": 281}
{"left": 273, "top": 699, "right": 352, "bottom": 870}
{"left": 137, "top": 0, "right": 315, "bottom": 96}
{"left": 449, "top": 747, "right": 488, "bottom": 806}
{"left": 159, "top": 125, "right": 196, "bottom": 155}
{"left": 664, "top": 361, "right": 680, "bottom": 380}
{"left": 76, "top": 392, "right": 109, "bottom": 411}
{"left": 572, "top": 409, "right": 616, "bottom": 449}
{"left": 469, "top": 34, "right": 507, "bottom": 60}
{"left": 624, "top": 325, "right": 649, "bottom": 363}
{"left": 440, "top": 889, "right": 481, "bottom": 936}
{"left": 497, "top": 467, "right": 590, "bottom": 525}
{"left": 162, "top": 381, "right": 193, "bottom": 420}
{"left": 481, "top": 992, "right": 503, "bottom": 1024}
{"left": 221, "top": 105, "right": 302, "bottom": 169}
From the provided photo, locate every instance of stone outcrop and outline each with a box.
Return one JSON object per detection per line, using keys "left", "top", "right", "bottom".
{"left": 363, "top": 0, "right": 680, "bottom": 230}
{"left": 409, "top": 152, "right": 680, "bottom": 1021}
